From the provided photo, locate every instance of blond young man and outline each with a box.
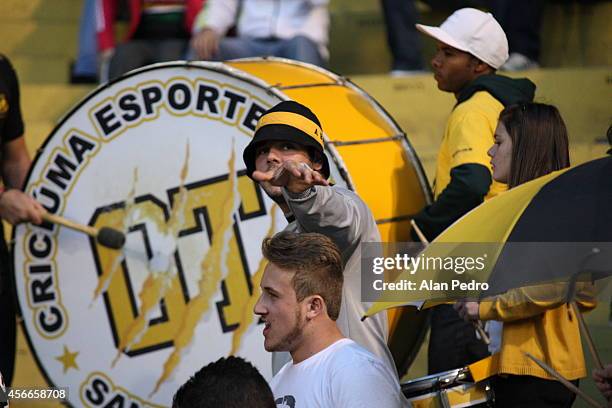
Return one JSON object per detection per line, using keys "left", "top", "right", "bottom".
{"left": 254, "top": 231, "right": 406, "bottom": 408}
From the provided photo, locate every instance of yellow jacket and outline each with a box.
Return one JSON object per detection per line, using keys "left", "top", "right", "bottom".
{"left": 479, "top": 283, "right": 596, "bottom": 380}
{"left": 434, "top": 91, "right": 507, "bottom": 199}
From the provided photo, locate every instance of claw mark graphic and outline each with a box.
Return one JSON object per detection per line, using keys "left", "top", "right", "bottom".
{"left": 112, "top": 144, "right": 191, "bottom": 367}
{"left": 151, "top": 143, "right": 240, "bottom": 396}
{"left": 91, "top": 168, "right": 140, "bottom": 306}
{"left": 229, "top": 205, "right": 277, "bottom": 355}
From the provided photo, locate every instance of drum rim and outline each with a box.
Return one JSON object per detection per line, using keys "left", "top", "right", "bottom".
{"left": 401, "top": 366, "right": 470, "bottom": 387}
{"left": 401, "top": 367, "right": 492, "bottom": 406}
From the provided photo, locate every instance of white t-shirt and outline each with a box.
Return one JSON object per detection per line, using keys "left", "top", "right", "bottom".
{"left": 270, "top": 338, "right": 408, "bottom": 408}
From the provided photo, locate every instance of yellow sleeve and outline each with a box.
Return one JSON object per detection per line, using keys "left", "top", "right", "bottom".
{"left": 479, "top": 282, "right": 597, "bottom": 322}
{"left": 446, "top": 111, "right": 495, "bottom": 169}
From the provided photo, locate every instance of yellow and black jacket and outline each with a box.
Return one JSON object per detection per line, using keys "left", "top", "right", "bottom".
{"left": 412, "top": 74, "right": 535, "bottom": 241}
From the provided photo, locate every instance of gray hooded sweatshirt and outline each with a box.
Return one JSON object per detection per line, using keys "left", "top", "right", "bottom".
{"left": 272, "top": 185, "right": 396, "bottom": 376}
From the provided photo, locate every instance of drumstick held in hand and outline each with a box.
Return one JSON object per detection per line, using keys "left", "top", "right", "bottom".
{"left": 411, "top": 219, "right": 491, "bottom": 345}
{"left": 42, "top": 213, "right": 126, "bottom": 250}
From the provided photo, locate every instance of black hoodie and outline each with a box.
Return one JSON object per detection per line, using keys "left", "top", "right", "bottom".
{"left": 457, "top": 74, "right": 536, "bottom": 107}
{"left": 412, "top": 74, "right": 536, "bottom": 242}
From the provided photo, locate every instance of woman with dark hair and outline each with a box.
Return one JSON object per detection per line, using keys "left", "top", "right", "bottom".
{"left": 489, "top": 102, "right": 569, "bottom": 188}
{"left": 455, "top": 102, "right": 595, "bottom": 408}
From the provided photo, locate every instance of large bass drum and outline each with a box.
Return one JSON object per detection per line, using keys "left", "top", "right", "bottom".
{"left": 13, "top": 58, "right": 431, "bottom": 407}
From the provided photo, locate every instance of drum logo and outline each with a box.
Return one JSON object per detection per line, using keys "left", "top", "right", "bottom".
{"left": 14, "top": 66, "right": 284, "bottom": 407}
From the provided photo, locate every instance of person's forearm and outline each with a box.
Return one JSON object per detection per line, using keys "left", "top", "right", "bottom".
{"left": 2, "top": 146, "right": 30, "bottom": 189}
{"left": 283, "top": 186, "right": 360, "bottom": 250}
{"left": 479, "top": 282, "right": 597, "bottom": 321}
{"left": 192, "top": 0, "right": 237, "bottom": 36}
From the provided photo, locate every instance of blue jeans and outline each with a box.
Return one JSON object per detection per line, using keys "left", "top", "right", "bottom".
{"left": 381, "top": 0, "right": 423, "bottom": 71}
{"left": 491, "top": 0, "right": 544, "bottom": 61}
{"left": 190, "top": 35, "right": 326, "bottom": 67}
{"left": 73, "top": 0, "right": 98, "bottom": 76}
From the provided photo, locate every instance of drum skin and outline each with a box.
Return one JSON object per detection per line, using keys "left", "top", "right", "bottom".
{"left": 228, "top": 58, "right": 431, "bottom": 375}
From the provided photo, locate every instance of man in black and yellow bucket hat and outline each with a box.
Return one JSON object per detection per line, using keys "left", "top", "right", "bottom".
{"left": 243, "top": 100, "right": 396, "bottom": 377}
{"left": 243, "top": 100, "right": 330, "bottom": 202}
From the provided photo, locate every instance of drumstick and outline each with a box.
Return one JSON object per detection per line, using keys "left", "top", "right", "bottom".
{"left": 474, "top": 320, "right": 491, "bottom": 345}
{"left": 411, "top": 219, "right": 491, "bottom": 345}
{"left": 410, "top": 220, "right": 429, "bottom": 245}
{"left": 524, "top": 352, "right": 604, "bottom": 408}
{"left": 570, "top": 302, "right": 604, "bottom": 370}
{"left": 42, "top": 213, "right": 126, "bottom": 250}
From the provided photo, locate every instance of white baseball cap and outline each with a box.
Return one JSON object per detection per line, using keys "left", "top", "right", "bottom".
{"left": 416, "top": 8, "right": 509, "bottom": 69}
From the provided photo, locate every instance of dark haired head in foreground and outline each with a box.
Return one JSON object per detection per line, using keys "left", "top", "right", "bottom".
{"left": 172, "top": 356, "right": 275, "bottom": 408}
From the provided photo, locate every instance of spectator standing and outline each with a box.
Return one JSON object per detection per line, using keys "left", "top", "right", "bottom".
{"left": 69, "top": 0, "right": 99, "bottom": 83}
{"left": 0, "top": 54, "right": 45, "bottom": 387}
{"left": 97, "top": 0, "right": 204, "bottom": 81}
{"left": 381, "top": 0, "right": 424, "bottom": 75}
{"left": 492, "top": 0, "right": 544, "bottom": 71}
{"left": 190, "top": 0, "right": 329, "bottom": 67}
{"left": 411, "top": 8, "right": 536, "bottom": 374}
{"left": 455, "top": 103, "right": 595, "bottom": 408}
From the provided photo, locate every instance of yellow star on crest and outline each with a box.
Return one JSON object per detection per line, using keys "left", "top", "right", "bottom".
{"left": 55, "top": 345, "right": 79, "bottom": 373}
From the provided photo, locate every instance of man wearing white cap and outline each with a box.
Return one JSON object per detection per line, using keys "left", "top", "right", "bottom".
{"left": 410, "top": 8, "right": 536, "bottom": 374}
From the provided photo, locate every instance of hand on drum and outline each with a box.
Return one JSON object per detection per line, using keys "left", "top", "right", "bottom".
{"left": 0, "top": 189, "right": 45, "bottom": 225}
{"left": 252, "top": 160, "right": 329, "bottom": 193}
{"left": 454, "top": 300, "right": 480, "bottom": 322}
